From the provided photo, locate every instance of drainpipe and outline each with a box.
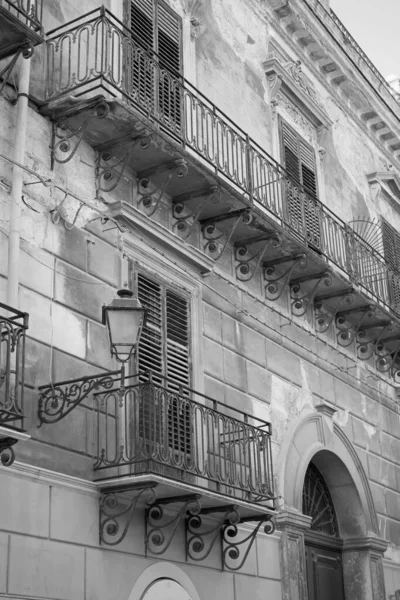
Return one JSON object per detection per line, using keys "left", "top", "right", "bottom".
{"left": 7, "top": 55, "right": 31, "bottom": 309}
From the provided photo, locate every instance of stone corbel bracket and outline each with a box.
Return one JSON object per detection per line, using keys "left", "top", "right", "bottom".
{"left": 367, "top": 171, "right": 400, "bottom": 207}
{"left": 263, "top": 57, "right": 332, "bottom": 131}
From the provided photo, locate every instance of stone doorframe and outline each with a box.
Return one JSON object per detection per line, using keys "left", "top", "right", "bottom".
{"left": 275, "top": 405, "right": 387, "bottom": 600}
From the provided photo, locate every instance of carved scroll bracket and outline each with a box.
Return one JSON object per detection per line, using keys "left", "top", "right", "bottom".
{"left": 96, "top": 133, "right": 152, "bottom": 195}
{"left": 100, "top": 483, "right": 157, "bottom": 546}
{"left": 263, "top": 253, "right": 307, "bottom": 302}
{"left": 186, "top": 505, "right": 240, "bottom": 562}
{"left": 172, "top": 186, "right": 221, "bottom": 238}
{"left": 314, "top": 289, "right": 355, "bottom": 333}
{"left": 290, "top": 271, "right": 333, "bottom": 317}
{"left": 222, "top": 515, "right": 275, "bottom": 571}
{"left": 145, "top": 494, "right": 201, "bottom": 556}
{"left": 200, "top": 209, "right": 252, "bottom": 261}
{"left": 235, "top": 233, "right": 282, "bottom": 281}
{"left": 137, "top": 159, "right": 188, "bottom": 217}
{"left": 51, "top": 99, "right": 109, "bottom": 166}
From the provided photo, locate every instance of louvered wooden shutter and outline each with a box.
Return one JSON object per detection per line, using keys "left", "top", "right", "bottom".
{"left": 127, "top": 0, "right": 182, "bottom": 127}
{"left": 280, "top": 119, "right": 321, "bottom": 247}
{"left": 382, "top": 219, "right": 400, "bottom": 314}
{"left": 382, "top": 219, "right": 400, "bottom": 273}
{"left": 136, "top": 273, "right": 191, "bottom": 453}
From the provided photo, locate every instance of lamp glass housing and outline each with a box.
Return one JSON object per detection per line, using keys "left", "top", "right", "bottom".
{"left": 102, "top": 289, "right": 145, "bottom": 363}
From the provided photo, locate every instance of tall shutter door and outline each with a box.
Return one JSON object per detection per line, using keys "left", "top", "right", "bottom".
{"left": 157, "top": 0, "right": 182, "bottom": 129}
{"left": 382, "top": 219, "right": 400, "bottom": 315}
{"left": 300, "top": 139, "right": 321, "bottom": 247}
{"left": 166, "top": 290, "right": 191, "bottom": 454}
{"left": 129, "top": 0, "right": 155, "bottom": 110}
{"left": 137, "top": 273, "right": 163, "bottom": 381}
{"left": 281, "top": 121, "right": 303, "bottom": 235}
{"left": 382, "top": 219, "right": 400, "bottom": 273}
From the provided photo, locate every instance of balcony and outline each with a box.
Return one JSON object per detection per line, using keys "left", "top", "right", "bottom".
{"left": 0, "top": 302, "right": 30, "bottom": 465}
{"left": 39, "top": 370, "right": 275, "bottom": 568}
{"left": 0, "top": 0, "right": 44, "bottom": 60}
{"left": 41, "top": 7, "right": 400, "bottom": 383}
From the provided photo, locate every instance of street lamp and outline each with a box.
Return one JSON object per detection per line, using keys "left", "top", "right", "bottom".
{"left": 38, "top": 287, "right": 146, "bottom": 425}
{"left": 102, "top": 288, "right": 146, "bottom": 364}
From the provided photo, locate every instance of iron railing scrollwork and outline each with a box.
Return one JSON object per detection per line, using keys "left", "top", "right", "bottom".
{"left": 45, "top": 8, "right": 400, "bottom": 319}
{"left": 93, "top": 371, "right": 275, "bottom": 504}
{"left": 0, "top": 0, "right": 43, "bottom": 32}
{"left": 0, "top": 302, "right": 29, "bottom": 428}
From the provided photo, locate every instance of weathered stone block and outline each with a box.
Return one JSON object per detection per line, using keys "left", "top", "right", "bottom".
{"left": 19, "top": 241, "right": 54, "bottom": 298}
{"left": 16, "top": 438, "right": 93, "bottom": 480}
{"left": 352, "top": 416, "right": 380, "bottom": 454}
{"left": 44, "top": 223, "right": 88, "bottom": 270}
{"left": 85, "top": 548, "right": 149, "bottom": 600}
{"left": 203, "top": 302, "right": 222, "bottom": 342}
{"left": 25, "top": 338, "right": 52, "bottom": 388}
{"left": 370, "top": 482, "right": 386, "bottom": 516}
{"left": 87, "top": 237, "right": 120, "bottom": 286}
{"left": 265, "top": 338, "right": 302, "bottom": 386}
{"left": 234, "top": 572, "right": 282, "bottom": 600}
{"left": 0, "top": 472, "right": 49, "bottom": 537}
{"left": 54, "top": 260, "right": 115, "bottom": 322}
{"left": 256, "top": 534, "right": 281, "bottom": 579}
{"left": 180, "top": 563, "right": 234, "bottom": 599}
{"left": 50, "top": 487, "right": 98, "bottom": 546}
{"left": 386, "top": 490, "right": 400, "bottom": 521}
{"left": 204, "top": 337, "right": 223, "bottom": 380}
{"left": 87, "top": 320, "right": 117, "bottom": 370}
{"left": 204, "top": 374, "right": 225, "bottom": 402}
{"left": 381, "top": 432, "right": 400, "bottom": 463}
{"left": 51, "top": 302, "right": 87, "bottom": 358}
{"left": 387, "top": 518, "right": 400, "bottom": 547}
{"left": 9, "top": 536, "right": 84, "bottom": 600}
{"left": 0, "top": 533, "right": 8, "bottom": 593}
{"left": 202, "top": 276, "right": 241, "bottom": 317}
{"left": 246, "top": 361, "right": 272, "bottom": 402}
{"left": 333, "top": 379, "right": 363, "bottom": 417}
{"left": 223, "top": 348, "right": 247, "bottom": 391}
{"left": 33, "top": 404, "right": 89, "bottom": 454}
{"left": 53, "top": 348, "right": 104, "bottom": 383}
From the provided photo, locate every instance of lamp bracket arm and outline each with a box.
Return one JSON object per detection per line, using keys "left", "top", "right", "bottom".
{"left": 38, "top": 369, "right": 122, "bottom": 425}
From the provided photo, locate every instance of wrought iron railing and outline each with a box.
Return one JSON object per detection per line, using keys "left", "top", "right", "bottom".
{"left": 302, "top": 0, "right": 400, "bottom": 113}
{"left": 0, "top": 0, "right": 43, "bottom": 32}
{"left": 0, "top": 303, "right": 28, "bottom": 428}
{"left": 45, "top": 7, "right": 400, "bottom": 317}
{"left": 93, "top": 371, "right": 274, "bottom": 503}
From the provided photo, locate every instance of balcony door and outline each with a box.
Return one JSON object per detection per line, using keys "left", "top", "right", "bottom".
{"left": 280, "top": 118, "right": 322, "bottom": 250}
{"left": 135, "top": 272, "right": 192, "bottom": 466}
{"left": 303, "top": 462, "right": 345, "bottom": 600}
{"left": 124, "top": 0, "right": 183, "bottom": 131}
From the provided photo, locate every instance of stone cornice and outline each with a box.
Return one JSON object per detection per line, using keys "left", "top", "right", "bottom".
{"left": 275, "top": 509, "right": 313, "bottom": 530}
{"left": 342, "top": 536, "right": 388, "bottom": 554}
{"left": 260, "top": 1, "right": 400, "bottom": 169}
{"left": 109, "top": 200, "right": 215, "bottom": 275}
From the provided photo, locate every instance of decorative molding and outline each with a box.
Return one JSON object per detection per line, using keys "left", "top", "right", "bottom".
{"left": 342, "top": 536, "right": 388, "bottom": 554}
{"left": 368, "top": 171, "right": 400, "bottom": 208}
{"left": 263, "top": 56, "right": 332, "bottom": 131}
{"left": 315, "top": 402, "right": 337, "bottom": 419}
{"left": 275, "top": 92, "right": 315, "bottom": 142}
{"left": 109, "top": 200, "right": 215, "bottom": 275}
{"left": 275, "top": 509, "right": 313, "bottom": 531}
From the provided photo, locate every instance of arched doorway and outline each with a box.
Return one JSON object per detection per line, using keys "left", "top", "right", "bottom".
{"left": 276, "top": 409, "right": 387, "bottom": 600}
{"left": 302, "top": 461, "right": 345, "bottom": 600}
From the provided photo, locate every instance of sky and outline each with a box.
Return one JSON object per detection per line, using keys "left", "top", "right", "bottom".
{"left": 330, "top": 0, "right": 400, "bottom": 79}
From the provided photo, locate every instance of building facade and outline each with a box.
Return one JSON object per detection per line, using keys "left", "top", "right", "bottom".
{"left": 1, "top": 0, "right": 400, "bottom": 599}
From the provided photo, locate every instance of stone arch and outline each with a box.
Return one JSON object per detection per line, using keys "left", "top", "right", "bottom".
{"left": 276, "top": 409, "right": 378, "bottom": 536}
{"left": 127, "top": 562, "right": 202, "bottom": 600}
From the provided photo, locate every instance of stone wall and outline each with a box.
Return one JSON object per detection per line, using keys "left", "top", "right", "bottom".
{"left": 1, "top": 0, "right": 400, "bottom": 597}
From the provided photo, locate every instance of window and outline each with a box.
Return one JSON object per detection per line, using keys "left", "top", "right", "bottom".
{"left": 124, "top": 0, "right": 183, "bottom": 129}
{"left": 279, "top": 118, "right": 321, "bottom": 249}
{"left": 382, "top": 218, "right": 400, "bottom": 314}
{"left": 302, "top": 462, "right": 339, "bottom": 537}
{"left": 135, "top": 272, "right": 191, "bottom": 454}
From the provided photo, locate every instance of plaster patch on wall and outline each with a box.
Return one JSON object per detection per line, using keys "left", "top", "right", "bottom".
{"left": 385, "top": 543, "right": 400, "bottom": 563}
{"left": 364, "top": 422, "right": 377, "bottom": 439}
